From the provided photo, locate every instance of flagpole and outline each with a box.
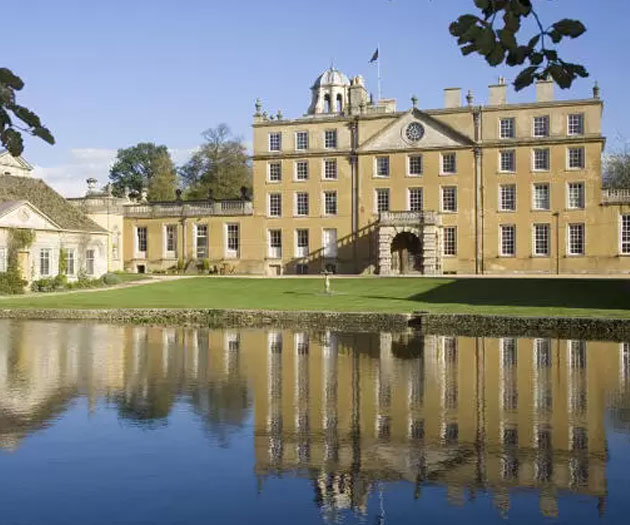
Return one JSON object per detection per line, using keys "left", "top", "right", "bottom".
{"left": 377, "top": 42, "right": 382, "bottom": 101}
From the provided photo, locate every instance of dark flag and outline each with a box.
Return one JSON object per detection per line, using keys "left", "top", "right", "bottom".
{"left": 369, "top": 48, "right": 379, "bottom": 63}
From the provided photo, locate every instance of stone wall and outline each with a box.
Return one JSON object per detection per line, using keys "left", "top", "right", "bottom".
{"left": 413, "top": 312, "right": 630, "bottom": 342}
{"left": 0, "top": 308, "right": 413, "bottom": 332}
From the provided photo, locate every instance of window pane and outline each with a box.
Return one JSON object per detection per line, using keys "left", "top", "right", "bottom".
{"left": 442, "top": 153, "right": 456, "bottom": 174}
{"left": 499, "top": 185, "right": 516, "bottom": 211}
{"left": 500, "top": 118, "right": 515, "bottom": 139}
{"left": 568, "top": 182, "right": 585, "bottom": 209}
{"left": 268, "top": 162, "right": 282, "bottom": 182}
{"left": 443, "top": 227, "right": 457, "bottom": 256}
{"left": 442, "top": 187, "right": 457, "bottom": 212}
{"left": 534, "top": 224, "right": 550, "bottom": 256}
{"left": 533, "top": 148, "right": 550, "bottom": 171}
{"left": 324, "top": 159, "right": 337, "bottom": 179}
{"left": 622, "top": 215, "right": 630, "bottom": 254}
{"left": 568, "top": 223, "right": 585, "bottom": 255}
{"left": 408, "top": 155, "right": 423, "bottom": 176}
{"left": 500, "top": 150, "right": 515, "bottom": 172}
{"left": 501, "top": 225, "right": 516, "bottom": 256}
{"left": 376, "top": 156, "right": 390, "bottom": 177}
{"left": 533, "top": 184, "right": 550, "bottom": 210}
{"left": 409, "top": 188, "right": 423, "bottom": 212}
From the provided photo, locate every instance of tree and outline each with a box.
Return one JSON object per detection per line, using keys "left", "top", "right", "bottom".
{"left": 179, "top": 124, "right": 251, "bottom": 200}
{"left": 109, "top": 143, "right": 177, "bottom": 201}
{"left": 0, "top": 68, "right": 54, "bottom": 156}
{"left": 449, "top": 1, "right": 588, "bottom": 90}
{"left": 603, "top": 144, "right": 630, "bottom": 189}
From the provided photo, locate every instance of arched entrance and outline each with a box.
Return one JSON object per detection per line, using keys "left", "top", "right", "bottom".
{"left": 390, "top": 232, "right": 422, "bottom": 274}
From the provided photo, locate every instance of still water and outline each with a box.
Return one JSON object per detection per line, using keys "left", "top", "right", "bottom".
{"left": 1, "top": 320, "right": 629, "bottom": 524}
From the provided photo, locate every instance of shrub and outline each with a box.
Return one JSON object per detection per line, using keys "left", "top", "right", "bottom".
{"left": 102, "top": 272, "right": 122, "bottom": 285}
{"left": 31, "top": 277, "right": 65, "bottom": 293}
{"left": 201, "top": 258, "right": 210, "bottom": 272}
{"left": 0, "top": 270, "right": 26, "bottom": 295}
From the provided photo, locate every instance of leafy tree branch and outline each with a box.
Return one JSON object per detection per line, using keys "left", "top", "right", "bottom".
{"left": 449, "top": 0, "right": 587, "bottom": 90}
{"left": 0, "top": 68, "right": 54, "bottom": 156}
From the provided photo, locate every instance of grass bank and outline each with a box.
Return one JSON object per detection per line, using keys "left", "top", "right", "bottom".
{"left": 1, "top": 276, "right": 630, "bottom": 318}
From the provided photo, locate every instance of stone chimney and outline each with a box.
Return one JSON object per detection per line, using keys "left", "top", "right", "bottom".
{"left": 488, "top": 77, "right": 507, "bottom": 105}
{"left": 444, "top": 88, "right": 462, "bottom": 108}
{"left": 535, "top": 78, "right": 554, "bottom": 102}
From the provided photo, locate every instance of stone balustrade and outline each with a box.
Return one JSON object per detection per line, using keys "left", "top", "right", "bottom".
{"left": 124, "top": 200, "right": 253, "bottom": 218}
{"left": 379, "top": 210, "right": 440, "bottom": 226}
{"left": 602, "top": 188, "right": 630, "bottom": 204}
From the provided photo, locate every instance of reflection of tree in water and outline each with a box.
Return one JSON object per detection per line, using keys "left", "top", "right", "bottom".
{"left": 190, "top": 379, "right": 251, "bottom": 447}
{"left": 111, "top": 388, "right": 175, "bottom": 428}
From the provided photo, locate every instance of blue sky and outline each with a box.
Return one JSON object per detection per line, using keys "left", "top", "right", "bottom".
{"left": 5, "top": 0, "right": 629, "bottom": 195}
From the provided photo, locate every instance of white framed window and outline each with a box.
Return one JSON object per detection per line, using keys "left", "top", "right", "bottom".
{"left": 533, "top": 183, "right": 550, "bottom": 210}
{"left": 375, "top": 188, "right": 390, "bottom": 213}
{"left": 295, "top": 229, "right": 309, "bottom": 258}
{"left": 0, "top": 247, "right": 6, "bottom": 272}
{"left": 295, "top": 131, "right": 308, "bottom": 151}
{"left": 323, "top": 228, "right": 337, "bottom": 258}
{"left": 408, "top": 155, "right": 423, "bottom": 176}
{"left": 268, "top": 229, "right": 282, "bottom": 258}
{"left": 136, "top": 226, "right": 147, "bottom": 255}
{"left": 500, "top": 118, "right": 515, "bottom": 139}
{"left": 323, "top": 191, "right": 337, "bottom": 215}
{"left": 64, "top": 248, "right": 75, "bottom": 276}
{"left": 408, "top": 188, "right": 423, "bottom": 212}
{"left": 441, "top": 186, "right": 457, "bottom": 212}
{"left": 268, "top": 162, "right": 282, "bottom": 182}
{"left": 500, "top": 225, "right": 516, "bottom": 256}
{"left": 499, "top": 150, "right": 516, "bottom": 172}
{"left": 324, "top": 129, "right": 337, "bottom": 149}
{"left": 268, "top": 193, "right": 282, "bottom": 217}
{"left": 85, "top": 249, "right": 95, "bottom": 276}
{"left": 226, "top": 224, "right": 240, "bottom": 258}
{"left": 443, "top": 227, "right": 457, "bottom": 256}
{"left": 533, "top": 224, "right": 550, "bottom": 256}
{"left": 533, "top": 115, "right": 549, "bottom": 137}
{"left": 295, "top": 192, "right": 309, "bottom": 216}
{"left": 568, "top": 223, "right": 585, "bottom": 255}
{"left": 39, "top": 249, "right": 52, "bottom": 276}
{"left": 568, "top": 113, "right": 584, "bottom": 136}
{"left": 295, "top": 160, "right": 308, "bottom": 181}
{"left": 621, "top": 215, "right": 630, "bottom": 255}
{"left": 268, "top": 132, "right": 281, "bottom": 152}
{"left": 195, "top": 224, "right": 208, "bottom": 259}
{"left": 499, "top": 184, "right": 516, "bottom": 211}
{"left": 567, "top": 147, "right": 585, "bottom": 169}
{"left": 567, "top": 182, "right": 585, "bottom": 209}
{"left": 375, "top": 156, "right": 390, "bottom": 178}
{"left": 532, "top": 148, "right": 550, "bottom": 171}
{"left": 441, "top": 152, "right": 457, "bottom": 174}
{"left": 323, "top": 159, "right": 337, "bottom": 180}
{"left": 165, "top": 224, "right": 177, "bottom": 254}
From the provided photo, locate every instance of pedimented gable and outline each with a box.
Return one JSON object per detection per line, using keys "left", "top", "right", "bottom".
{"left": 0, "top": 201, "right": 61, "bottom": 231}
{"left": 358, "top": 109, "right": 474, "bottom": 152}
{"left": 0, "top": 151, "right": 33, "bottom": 176}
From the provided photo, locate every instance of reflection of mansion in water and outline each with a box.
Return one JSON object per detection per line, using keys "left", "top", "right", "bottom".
{"left": 0, "top": 320, "right": 629, "bottom": 519}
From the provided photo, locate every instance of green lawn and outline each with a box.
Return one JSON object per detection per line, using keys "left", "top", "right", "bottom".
{"left": 1, "top": 276, "right": 630, "bottom": 318}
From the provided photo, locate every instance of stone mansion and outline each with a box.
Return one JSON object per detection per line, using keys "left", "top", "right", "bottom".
{"left": 20, "top": 67, "right": 630, "bottom": 276}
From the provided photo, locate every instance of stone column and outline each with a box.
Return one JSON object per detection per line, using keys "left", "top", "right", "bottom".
{"left": 377, "top": 227, "right": 394, "bottom": 275}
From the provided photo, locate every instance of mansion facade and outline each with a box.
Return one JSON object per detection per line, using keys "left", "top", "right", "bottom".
{"left": 72, "top": 68, "right": 630, "bottom": 275}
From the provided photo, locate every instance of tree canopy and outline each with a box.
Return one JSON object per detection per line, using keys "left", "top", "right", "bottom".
{"left": 0, "top": 68, "right": 54, "bottom": 156}
{"left": 603, "top": 145, "right": 630, "bottom": 189}
{"left": 108, "top": 143, "right": 177, "bottom": 201}
{"left": 449, "top": 0, "right": 587, "bottom": 90}
{"left": 179, "top": 124, "right": 251, "bottom": 200}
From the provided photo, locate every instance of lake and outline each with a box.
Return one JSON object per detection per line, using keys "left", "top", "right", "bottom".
{"left": 0, "top": 320, "right": 629, "bottom": 524}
